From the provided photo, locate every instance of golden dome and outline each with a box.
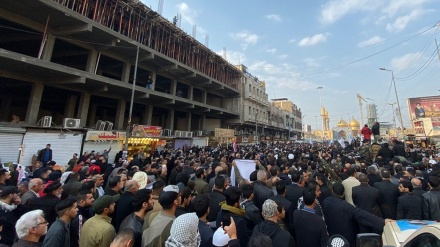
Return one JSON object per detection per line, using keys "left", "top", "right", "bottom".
{"left": 337, "top": 119, "right": 348, "bottom": 127}
{"left": 349, "top": 118, "right": 360, "bottom": 127}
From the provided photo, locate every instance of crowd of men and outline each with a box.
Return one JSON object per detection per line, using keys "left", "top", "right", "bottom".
{"left": 0, "top": 138, "right": 439, "bottom": 247}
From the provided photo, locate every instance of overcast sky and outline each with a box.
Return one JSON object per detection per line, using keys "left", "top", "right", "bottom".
{"left": 143, "top": 0, "right": 440, "bottom": 129}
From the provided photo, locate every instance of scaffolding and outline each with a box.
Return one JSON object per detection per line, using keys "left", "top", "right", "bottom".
{"left": 52, "top": 0, "right": 240, "bottom": 90}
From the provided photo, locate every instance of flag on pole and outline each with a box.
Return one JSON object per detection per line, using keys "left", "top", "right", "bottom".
{"left": 233, "top": 137, "right": 237, "bottom": 152}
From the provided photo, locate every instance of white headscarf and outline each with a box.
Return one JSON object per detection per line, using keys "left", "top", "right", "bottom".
{"left": 165, "top": 213, "right": 201, "bottom": 247}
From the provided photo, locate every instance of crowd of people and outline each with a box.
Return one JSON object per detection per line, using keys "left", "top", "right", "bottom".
{"left": 0, "top": 138, "right": 439, "bottom": 247}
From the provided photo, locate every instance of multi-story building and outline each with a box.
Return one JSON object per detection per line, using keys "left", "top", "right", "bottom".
{"left": 0, "top": 0, "right": 303, "bottom": 163}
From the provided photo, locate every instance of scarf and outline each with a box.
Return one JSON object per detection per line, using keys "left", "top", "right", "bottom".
{"left": 0, "top": 201, "right": 17, "bottom": 212}
{"left": 165, "top": 213, "right": 201, "bottom": 247}
{"left": 220, "top": 202, "right": 245, "bottom": 217}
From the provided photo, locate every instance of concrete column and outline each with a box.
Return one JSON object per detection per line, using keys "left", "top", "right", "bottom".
{"left": 142, "top": 105, "right": 153, "bottom": 125}
{"left": 115, "top": 100, "right": 126, "bottom": 130}
{"left": 170, "top": 79, "right": 177, "bottom": 96}
{"left": 166, "top": 109, "right": 175, "bottom": 130}
{"left": 65, "top": 95, "right": 78, "bottom": 118}
{"left": 200, "top": 115, "right": 206, "bottom": 130}
{"left": 0, "top": 95, "right": 12, "bottom": 121}
{"left": 202, "top": 91, "right": 207, "bottom": 104}
{"left": 76, "top": 92, "right": 91, "bottom": 127}
{"left": 85, "top": 50, "right": 99, "bottom": 73}
{"left": 26, "top": 82, "right": 44, "bottom": 124}
{"left": 187, "top": 112, "right": 192, "bottom": 131}
{"left": 188, "top": 85, "right": 193, "bottom": 101}
{"left": 40, "top": 35, "right": 56, "bottom": 61}
{"left": 88, "top": 104, "right": 97, "bottom": 127}
{"left": 121, "top": 62, "right": 131, "bottom": 83}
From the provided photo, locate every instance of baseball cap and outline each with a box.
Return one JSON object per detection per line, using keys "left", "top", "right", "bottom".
{"left": 92, "top": 194, "right": 120, "bottom": 214}
{"left": 0, "top": 186, "right": 19, "bottom": 198}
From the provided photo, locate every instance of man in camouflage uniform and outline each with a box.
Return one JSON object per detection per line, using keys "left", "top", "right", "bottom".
{"left": 359, "top": 140, "right": 373, "bottom": 163}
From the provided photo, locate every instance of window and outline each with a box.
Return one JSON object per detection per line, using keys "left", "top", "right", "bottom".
{"left": 249, "top": 84, "right": 252, "bottom": 92}
{"left": 404, "top": 233, "right": 440, "bottom": 247}
{"left": 249, "top": 106, "right": 251, "bottom": 114}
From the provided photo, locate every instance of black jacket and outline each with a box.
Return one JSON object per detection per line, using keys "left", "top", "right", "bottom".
{"left": 397, "top": 192, "right": 422, "bottom": 220}
{"left": 37, "top": 148, "right": 52, "bottom": 163}
{"left": 293, "top": 209, "right": 328, "bottom": 247}
{"left": 374, "top": 180, "right": 400, "bottom": 219}
{"left": 240, "top": 199, "right": 262, "bottom": 237}
{"left": 28, "top": 194, "right": 60, "bottom": 227}
{"left": 253, "top": 181, "right": 274, "bottom": 211}
{"left": 112, "top": 191, "right": 135, "bottom": 232}
{"left": 322, "top": 195, "right": 385, "bottom": 247}
{"left": 377, "top": 148, "right": 394, "bottom": 162}
{"left": 421, "top": 189, "right": 440, "bottom": 221}
{"left": 285, "top": 183, "right": 304, "bottom": 209}
{"left": 0, "top": 204, "right": 21, "bottom": 246}
{"left": 352, "top": 184, "right": 382, "bottom": 218}
{"left": 119, "top": 213, "right": 144, "bottom": 247}
{"left": 208, "top": 189, "right": 225, "bottom": 222}
{"left": 216, "top": 210, "right": 249, "bottom": 247}
{"left": 251, "top": 220, "right": 295, "bottom": 247}
{"left": 70, "top": 205, "right": 94, "bottom": 247}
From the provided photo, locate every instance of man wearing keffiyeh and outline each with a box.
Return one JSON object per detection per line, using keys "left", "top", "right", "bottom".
{"left": 165, "top": 213, "right": 201, "bottom": 247}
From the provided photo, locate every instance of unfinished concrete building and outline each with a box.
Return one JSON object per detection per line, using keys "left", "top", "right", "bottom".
{"left": 0, "top": 0, "right": 241, "bottom": 132}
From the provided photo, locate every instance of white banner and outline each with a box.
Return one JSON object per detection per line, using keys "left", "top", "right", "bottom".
{"left": 231, "top": 159, "right": 256, "bottom": 186}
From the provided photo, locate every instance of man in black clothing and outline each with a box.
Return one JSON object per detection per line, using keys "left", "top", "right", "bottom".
{"left": 397, "top": 180, "right": 422, "bottom": 220}
{"left": 374, "top": 169, "right": 399, "bottom": 219}
{"left": 251, "top": 199, "right": 295, "bottom": 247}
{"left": 253, "top": 170, "right": 274, "bottom": 211}
{"left": 70, "top": 191, "right": 95, "bottom": 247}
{"left": 240, "top": 184, "right": 262, "bottom": 237}
{"left": 322, "top": 182, "right": 392, "bottom": 247}
{"left": 37, "top": 144, "right": 52, "bottom": 167}
{"left": 112, "top": 180, "right": 139, "bottom": 232}
{"left": 285, "top": 170, "right": 304, "bottom": 209}
{"left": 377, "top": 143, "right": 394, "bottom": 164}
{"left": 191, "top": 195, "right": 213, "bottom": 247}
{"left": 294, "top": 188, "right": 328, "bottom": 247}
{"left": 269, "top": 180, "right": 292, "bottom": 232}
{"left": 421, "top": 176, "right": 440, "bottom": 221}
{"left": 353, "top": 173, "right": 382, "bottom": 218}
{"left": 207, "top": 175, "right": 226, "bottom": 222}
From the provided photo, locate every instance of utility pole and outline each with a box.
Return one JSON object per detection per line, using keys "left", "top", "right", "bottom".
{"left": 380, "top": 68, "right": 405, "bottom": 139}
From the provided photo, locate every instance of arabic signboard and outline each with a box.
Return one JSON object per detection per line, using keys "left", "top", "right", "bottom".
{"left": 86, "top": 131, "right": 126, "bottom": 141}
{"left": 407, "top": 96, "right": 440, "bottom": 136}
{"left": 132, "top": 125, "right": 162, "bottom": 138}
{"left": 214, "top": 128, "right": 235, "bottom": 137}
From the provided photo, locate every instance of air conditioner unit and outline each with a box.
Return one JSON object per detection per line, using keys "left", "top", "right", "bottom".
{"left": 162, "top": 129, "right": 172, "bottom": 136}
{"left": 94, "top": 120, "right": 105, "bottom": 131}
{"left": 63, "top": 118, "right": 81, "bottom": 129}
{"left": 174, "top": 130, "right": 182, "bottom": 137}
{"left": 42, "top": 116, "right": 52, "bottom": 127}
{"left": 196, "top": 131, "right": 203, "bottom": 136}
{"left": 185, "top": 132, "right": 193, "bottom": 138}
{"left": 105, "top": 121, "right": 113, "bottom": 131}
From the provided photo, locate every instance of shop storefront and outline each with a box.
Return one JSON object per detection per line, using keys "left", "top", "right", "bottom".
{"left": 0, "top": 127, "right": 25, "bottom": 164}
{"left": 208, "top": 128, "right": 235, "bottom": 146}
{"left": 21, "top": 129, "right": 83, "bottom": 166}
{"left": 126, "top": 125, "right": 166, "bottom": 158}
{"left": 83, "top": 131, "right": 126, "bottom": 163}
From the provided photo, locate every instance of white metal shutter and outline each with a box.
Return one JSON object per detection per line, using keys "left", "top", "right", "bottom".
{"left": 22, "top": 132, "right": 83, "bottom": 166}
{"left": 83, "top": 141, "right": 123, "bottom": 163}
{"left": 0, "top": 133, "right": 23, "bottom": 164}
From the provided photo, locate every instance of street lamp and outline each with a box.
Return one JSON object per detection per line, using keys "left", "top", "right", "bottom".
{"left": 124, "top": 46, "right": 140, "bottom": 160}
{"left": 380, "top": 68, "right": 405, "bottom": 138}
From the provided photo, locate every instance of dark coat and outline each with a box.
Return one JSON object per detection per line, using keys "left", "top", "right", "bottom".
{"left": 42, "top": 218, "right": 70, "bottom": 247}
{"left": 285, "top": 183, "right": 304, "bottom": 209}
{"left": 374, "top": 180, "right": 400, "bottom": 219}
{"left": 112, "top": 191, "right": 135, "bottom": 232}
{"left": 397, "top": 192, "right": 422, "bottom": 220}
{"left": 208, "top": 189, "right": 225, "bottom": 222}
{"left": 0, "top": 205, "right": 20, "bottom": 246}
{"left": 377, "top": 148, "right": 394, "bottom": 162}
{"left": 28, "top": 194, "right": 60, "bottom": 227}
{"left": 251, "top": 220, "right": 295, "bottom": 247}
{"left": 318, "top": 184, "right": 332, "bottom": 204}
{"left": 198, "top": 220, "right": 213, "bottom": 247}
{"left": 322, "top": 195, "right": 385, "bottom": 247}
{"left": 269, "top": 194, "right": 293, "bottom": 232}
{"left": 216, "top": 210, "right": 249, "bottom": 247}
{"left": 352, "top": 184, "right": 382, "bottom": 217}
{"left": 119, "top": 213, "right": 144, "bottom": 247}
{"left": 70, "top": 205, "right": 94, "bottom": 247}
{"left": 293, "top": 209, "right": 328, "bottom": 247}
{"left": 367, "top": 173, "right": 383, "bottom": 187}
{"left": 241, "top": 199, "right": 263, "bottom": 237}
{"left": 421, "top": 189, "right": 440, "bottom": 221}
{"left": 37, "top": 148, "right": 52, "bottom": 163}
{"left": 62, "top": 180, "right": 82, "bottom": 196}
{"left": 253, "top": 181, "right": 274, "bottom": 211}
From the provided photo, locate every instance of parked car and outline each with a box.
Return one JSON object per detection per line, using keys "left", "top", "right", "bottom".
{"left": 382, "top": 220, "right": 440, "bottom": 247}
